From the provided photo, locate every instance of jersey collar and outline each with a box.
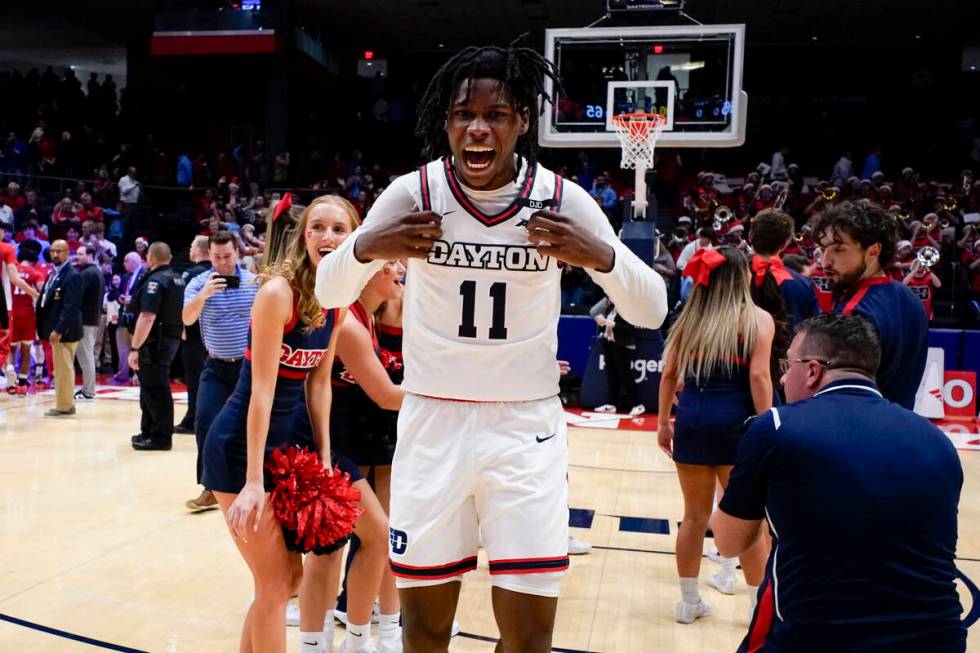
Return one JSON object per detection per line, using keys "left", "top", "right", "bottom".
{"left": 814, "top": 377, "right": 883, "bottom": 398}
{"left": 442, "top": 156, "right": 537, "bottom": 227}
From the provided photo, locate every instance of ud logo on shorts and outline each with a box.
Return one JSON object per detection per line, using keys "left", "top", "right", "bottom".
{"left": 389, "top": 528, "right": 408, "bottom": 555}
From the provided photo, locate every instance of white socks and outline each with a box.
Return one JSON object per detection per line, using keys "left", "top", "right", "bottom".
{"left": 747, "top": 584, "right": 760, "bottom": 612}
{"left": 379, "top": 611, "right": 400, "bottom": 638}
{"left": 300, "top": 632, "right": 327, "bottom": 653}
{"left": 679, "top": 576, "right": 701, "bottom": 604}
{"left": 720, "top": 556, "right": 738, "bottom": 576}
{"left": 299, "top": 609, "right": 336, "bottom": 653}
{"left": 345, "top": 622, "right": 372, "bottom": 652}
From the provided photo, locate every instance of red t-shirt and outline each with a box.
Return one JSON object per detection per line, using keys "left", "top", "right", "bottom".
{"left": 906, "top": 273, "right": 935, "bottom": 320}
{"left": 809, "top": 266, "right": 835, "bottom": 313}
{"left": 3, "top": 195, "right": 25, "bottom": 211}
{"left": 76, "top": 207, "right": 104, "bottom": 224}
{"left": 962, "top": 250, "right": 980, "bottom": 293}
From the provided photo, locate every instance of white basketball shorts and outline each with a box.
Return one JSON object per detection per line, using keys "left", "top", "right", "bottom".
{"left": 388, "top": 393, "right": 569, "bottom": 598}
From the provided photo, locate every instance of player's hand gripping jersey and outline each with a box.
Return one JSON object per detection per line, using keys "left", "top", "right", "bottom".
{"left": 316, "top": 157, "right": 667, "bottom": 401}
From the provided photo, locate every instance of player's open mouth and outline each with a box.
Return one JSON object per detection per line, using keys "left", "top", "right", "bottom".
{"left": 462, "top": 145, "right": 495, "bottom": 171}
{"left": 317, "top": 247, "right": 334, "bottom": 257}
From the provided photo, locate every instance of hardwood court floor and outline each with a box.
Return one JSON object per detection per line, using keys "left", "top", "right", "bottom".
{"left": 1, "top": 390, "right": 979, "bottom": 652}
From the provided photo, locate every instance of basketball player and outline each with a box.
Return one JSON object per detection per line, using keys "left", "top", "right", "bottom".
{"left": 7, "top": 245, "right": 45, "bottom": 394}
{"left": 315, "top": 44, "right": 667, "bottom": 652}
{"left": 814, "top": 201, "right": 926, "bottom": 409}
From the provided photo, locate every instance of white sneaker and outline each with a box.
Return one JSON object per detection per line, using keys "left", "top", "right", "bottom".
{"left": 335, "top": 602, "right": 381, "bottom": 626}
{"left": 707, "top": 546, "right": 723, "bottom": 564}
{"left": 451, "top": 619, "right": 461, "bottom": 637}
{"left": 707, "top": 571, "right": 737, "bottom": 595}
{"left": 568, "top": 535, "right": 593, "bottom": 555}
{"left": 628, "top": 404, "right": 646, "bottom": 417}
{"left": 674, "top": 599, "right": 711, "bottom": 624}
{"left": 594, "top": 404, "right": 617, "bottom": 413}
{"left": 287, "top": 603, "right": 301, "bottom": 626}
{"left": 378, "top": 628, "right": 402, "bottom": 653}
{"left": 337, "top": 639, "right": 378, "bottom": 653}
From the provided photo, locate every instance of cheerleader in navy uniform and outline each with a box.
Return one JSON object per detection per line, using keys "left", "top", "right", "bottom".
{"left": 297, "top": 258, "right": 407, "bottom": 653}
{"left": 657, "top": 247, "right": 773, "bottom": 625}
{"left": 203, "top": 195, "right": 347, "bottom": 653}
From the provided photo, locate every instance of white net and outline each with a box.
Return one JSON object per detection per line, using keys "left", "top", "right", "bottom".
{"left": 611, "top": 113, "right": 667, "bottom": 170}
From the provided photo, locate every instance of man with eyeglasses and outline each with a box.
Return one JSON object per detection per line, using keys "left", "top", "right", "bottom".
{"left": 813, "top": 200, "right": 926, "bottom": 410}
{"left": 711, "top": 314, "right": 965, "bottom": 653}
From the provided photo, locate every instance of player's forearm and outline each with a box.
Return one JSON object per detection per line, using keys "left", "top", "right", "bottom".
{"left": 314, "top": 231, "right": 385, "bottom": 309}
{"left": 586, "top": 240, "right": 668, "bottom": 329}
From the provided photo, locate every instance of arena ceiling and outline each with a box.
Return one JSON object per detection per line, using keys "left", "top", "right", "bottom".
{"left": 6, "top": 0, "right": 979, "bottom": 55}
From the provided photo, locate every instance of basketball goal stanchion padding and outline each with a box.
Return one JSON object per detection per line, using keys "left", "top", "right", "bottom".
{"left": 611, "top": 112, "right": 667, "bottom": 220}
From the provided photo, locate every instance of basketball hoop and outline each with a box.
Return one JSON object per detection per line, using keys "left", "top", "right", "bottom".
{"left": 611, "top": 113, "right": 667, "bottom": 219}
{"left": 611, "top": 112, "right": 667, "bottom": 170}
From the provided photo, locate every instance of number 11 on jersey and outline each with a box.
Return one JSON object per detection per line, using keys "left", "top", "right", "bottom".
{"left": 458, "top": 280, "right": 508, "bottom": 340}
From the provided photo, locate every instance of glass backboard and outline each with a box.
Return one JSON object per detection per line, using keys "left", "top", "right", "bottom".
{"left": 539, "top": 24, "right": 746, "bottom": 149}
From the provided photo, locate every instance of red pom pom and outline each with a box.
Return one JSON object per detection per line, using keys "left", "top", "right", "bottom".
{"left": 265, "top": 447, "right": 363, "bottom": 553}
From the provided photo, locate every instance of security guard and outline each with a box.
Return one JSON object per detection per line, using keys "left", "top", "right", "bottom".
{"left": 129, "top": 241, "right": 185, "bottom": 451}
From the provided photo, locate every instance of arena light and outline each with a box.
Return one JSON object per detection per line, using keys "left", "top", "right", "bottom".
{"left": 364, "top": 50, "right": 374, "bottom": 60}
{"left": 652, "top": 44, "right": 664, "bottom": 54}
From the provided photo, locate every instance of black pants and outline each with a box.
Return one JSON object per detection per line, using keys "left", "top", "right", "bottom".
{"left": 138, "top": 338, "right": 180, "bottom": 442}
{"left": 603, "top": 338, "right": 639, "bottom": 412}
{"left": 179, "top": 336, "right": 207, "bottom": 428}
{"left": 196, "top": 357, "right": 243, "bottom": 485}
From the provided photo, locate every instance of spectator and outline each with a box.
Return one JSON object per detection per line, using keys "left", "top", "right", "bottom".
{"left": 590, "top": 295, "right": 643, "bottom": 416}
{"left": 176, "top": 152, "right": 193, "bottom": 187}
{"left": 676, "top": 227, "right": 715, "bottom": 272}
{"left": 76, "top": 193, "right": 104, "bottom": 224}
{"left": 181, "top": 230, "right": 258, "bottom": 509}
{"left": 770, "top": 146, "right": 789, "bottom": 181}
{"left": 712, "top": 314, "right": 965, "bottom": 652}
{"left": 862, "top": 145, "right": 882, "bottom": 179}
{"left": 36, "top": 239, "right": 83, "bottom": 417}
{"left": 830, "top": 152, "right": 853, "bottom": 188}
{"left": 174, "top": 235, "right": 211, "bottom": 436}
{"left": 118, "top": 166, "right": 141, "bottom": 234}
{"left": 73, "top": 245, "right": 105, "bottom": 401}
{"left": 111, "top": 252, "right": 145, "bottom": 384}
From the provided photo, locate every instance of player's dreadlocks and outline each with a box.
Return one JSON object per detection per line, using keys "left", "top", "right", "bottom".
{"left": 415, "top": 38, "right": 564, "bottom": 163}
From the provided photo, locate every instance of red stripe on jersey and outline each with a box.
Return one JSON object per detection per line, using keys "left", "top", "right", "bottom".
{"left": 841, "top": 275, "right": 891, "bottom": 315}
{"left": 746, "top": 579, "right": 776, "bottom": 652}
{"left": 418, "top": 165, "right": 431, "bottom": 211}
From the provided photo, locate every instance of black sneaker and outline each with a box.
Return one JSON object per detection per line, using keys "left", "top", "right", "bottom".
{"left": 132, "top": 434, "right": 172, "bottom": 451}
{"left": 173, "top": 423, "right": 195, "bottom": 435}
{"left": 74, "top": 390, "right": 96, "bottom": 401}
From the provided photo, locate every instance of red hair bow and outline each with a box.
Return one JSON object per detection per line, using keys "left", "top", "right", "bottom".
{"left": 272, "top": 192, "right": 293, "bottom": 222}
{"left": 751, "top": 255, "right": 793, "bottom": 287}
{"left": 684, "top": 248, "right": 726, "bottom": 286}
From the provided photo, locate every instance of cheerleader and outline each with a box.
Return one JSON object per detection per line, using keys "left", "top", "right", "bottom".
{"left": 657, "top": 247, "right": 773, "bottom": 625}
{"left": 203, "top": 196, "right": 348, "bottom": 653}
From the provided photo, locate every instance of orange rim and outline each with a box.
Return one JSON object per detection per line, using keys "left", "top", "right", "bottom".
{"left": 611, "top": 113, "right": 667, "bottom": 127}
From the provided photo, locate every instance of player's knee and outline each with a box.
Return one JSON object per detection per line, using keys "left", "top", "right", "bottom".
{"left": 681, "top": 512, "right": 710, "bottom": 532}
{"left": 402, "top": 611, "right": 453, "bottom": 651}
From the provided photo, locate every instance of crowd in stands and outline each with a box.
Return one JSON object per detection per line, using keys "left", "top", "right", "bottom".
{"left": 556, "top": 148, "right": 980, "bottom": 329}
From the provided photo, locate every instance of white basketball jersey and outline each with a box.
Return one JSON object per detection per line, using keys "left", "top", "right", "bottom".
{"left": 401, "top": 157, "right": 566, "bottom": 402}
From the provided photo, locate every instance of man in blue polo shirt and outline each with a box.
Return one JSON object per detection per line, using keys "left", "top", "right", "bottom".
{"left": 815, "top": 201, "right": 927, "bottom": 409}
{"left": 181, "top": 231, "right": 257, "bottom": 512}
{"left": 712, "top": 314, "right": 965, "bottom": 652}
